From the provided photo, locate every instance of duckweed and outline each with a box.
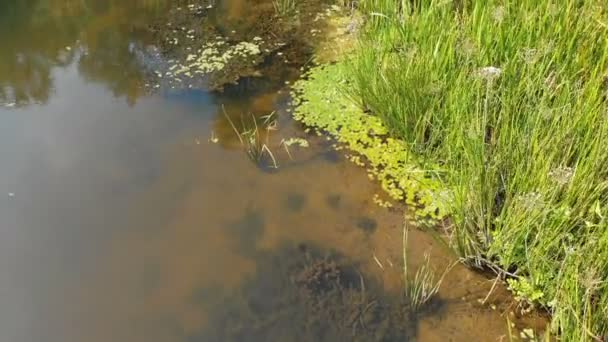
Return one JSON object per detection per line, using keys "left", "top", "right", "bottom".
{"left": 159, "top": 39, "right": 262, "bottom": 82}
{"left": 282, "top": 137, "right": 309, "bottom": 148}
{"left": 291, "top": 62, "right": 451, "bottom": 223}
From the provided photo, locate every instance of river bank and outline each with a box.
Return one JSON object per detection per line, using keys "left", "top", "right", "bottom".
{"left": 292, "top": 1, "right": 608, "bottom": 340}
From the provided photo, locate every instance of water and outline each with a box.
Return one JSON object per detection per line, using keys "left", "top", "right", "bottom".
{"left": 0, "top": 1, "right": 547, "bottom": 341}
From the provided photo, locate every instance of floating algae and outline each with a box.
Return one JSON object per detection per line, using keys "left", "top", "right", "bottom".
{"left": 138, "top": 0, "right": 351, "bottom": 92}
{"left": 152, "top": 37, "right": 263, "bottom": 90}
{"left": 140, "top": 0, "right": 274, "bottom": 91}
{"left": 291, "top": 62, "right": 452, "bottom": 224}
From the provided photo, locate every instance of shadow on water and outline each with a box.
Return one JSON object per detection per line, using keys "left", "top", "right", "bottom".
{"left": 356, "top": 216, "right": 378, "bottom": 234}
{"left": 326, "top": 193, "right": 342, "bottom": 210}
{"left": 226, "top": 208, "right": 267, "bottom": 256}
{"left": 187, "top": 242, "right": 419, "bottom": 342}
{"left": 285, "top": 192, "right": 307, "bottom": 212}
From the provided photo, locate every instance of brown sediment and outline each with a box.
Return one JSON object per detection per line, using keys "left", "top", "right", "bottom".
{"left": 66, "top": 113, "right": 548, "bottom": 341}
{"left": 197, "top": 243, "right": 418, "bottom": 342}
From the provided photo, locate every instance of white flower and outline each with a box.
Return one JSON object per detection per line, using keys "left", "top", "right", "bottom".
{"left": 521, "top": 48, "right": 538, "bottom": 64}
{"left": 544, "top": 71, "right": 558, "bottom": 90}
{"left": 477, "top": 66, "right": 503, "bottom": 81}
{"left": 540, "top": 105, "right": 554, "bottom": 121}
{"left": 549, "top": 166, "right": 574, "bottom": 186}
{"left": 492, "top": 6, "right": 505, "bottom": 23}
{"left": 458, "top": 37, "right": 477, "bottom": 59}
{"left": 517, "top": 192, "right": 544, "bottom": 212}
{"left": 582, "top": 268, "right": 602, "bottom": 294}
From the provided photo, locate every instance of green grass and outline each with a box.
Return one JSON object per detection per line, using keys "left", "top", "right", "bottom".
{"left": 273, "top": 0, "right": 297, "bottom": 16}
{"left": 222, "top": 107, "right": 279, "bottom": 169}
{"left": 292, "top": 62, "right": 452, "bottom": 224}
{"left": 402, "top": 220, "right": 453, "bottom": 311}
{"left": 341, "top": 0, "right": 608, "bottom": 339}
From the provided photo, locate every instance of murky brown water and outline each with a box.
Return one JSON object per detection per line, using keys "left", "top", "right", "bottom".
{"left": 0, "top": 1, "right": 547, "bottom": 341}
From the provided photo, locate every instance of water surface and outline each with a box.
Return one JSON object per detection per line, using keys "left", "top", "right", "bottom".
{"left": 0, "top": 1, "right": 546, "bottom": 341}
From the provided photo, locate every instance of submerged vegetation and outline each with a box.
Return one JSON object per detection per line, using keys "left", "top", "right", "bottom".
{"left": 196, "top": 243, "right": 417, "bottom": 341}
{"left": 293, "top": 0, "right": 608, "bottom": 339}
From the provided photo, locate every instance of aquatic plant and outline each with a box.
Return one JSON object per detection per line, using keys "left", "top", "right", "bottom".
{"left": 164, "top": 39, "right": 262, "bottom": 79}
{"left": 281, "top": 137, "right": 309, "bottom": 148}
{"left": 280, "top": 137, "right": 309, "bottom": 160}
{"left": 402, "top": 221, "right": 452, "bottom": 311}
{"left": 222, "top": 106, "right": 278, "bottom": 169}
{"left": 273, "top": 0, "right": 296, "bottom": 16}
{"left": 291, "top": 62, "right": 451, "bottom": 225}
{"left": 325, "top": 0, "right": 608, "bottom": 339}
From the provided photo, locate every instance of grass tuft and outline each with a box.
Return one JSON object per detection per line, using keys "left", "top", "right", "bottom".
{"left": 222, "top": 106, "right": 279, "bottom": 169}
{"left": 402, "top": 220, "right": 452, "bottom": 311}
{"left": 273, "top": 0, "right": 296, "bottom": 16}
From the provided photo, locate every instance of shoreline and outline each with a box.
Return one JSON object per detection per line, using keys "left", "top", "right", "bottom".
{"left": 291, "top": 1, "right": 608, "bottom": 340}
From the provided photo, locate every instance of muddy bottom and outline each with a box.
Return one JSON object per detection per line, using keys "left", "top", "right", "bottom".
{"left": 193, "top": 243, "right": 416, "bottom": 342}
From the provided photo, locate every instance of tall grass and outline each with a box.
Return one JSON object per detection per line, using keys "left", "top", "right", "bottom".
{"left": 346, "top": 0, "right": 608, "bottom": 339}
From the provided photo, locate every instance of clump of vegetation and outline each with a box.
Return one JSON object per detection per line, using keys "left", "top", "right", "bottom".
{"left": 402, "top": 221, "right": 452, "bottom": 311}
{"left": 294, "top": 0, "right": 608, "bottom": 339}
{"left": 292, "top": 63, "right": 451, "bottom": 225}
{"left": 196, "top": 243, "right": 417, "bottom": 341}
{"left": 273, "top": 0, "right": 297, "bottom": 16}
{"left": 223, "top": 107, "right": 278, "bottom": 169}
{"left": 149, "top": 32, "right": 266, "bottom": 91}
{"left": 160, "top": 38, "right": 262, "bottom": 82}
